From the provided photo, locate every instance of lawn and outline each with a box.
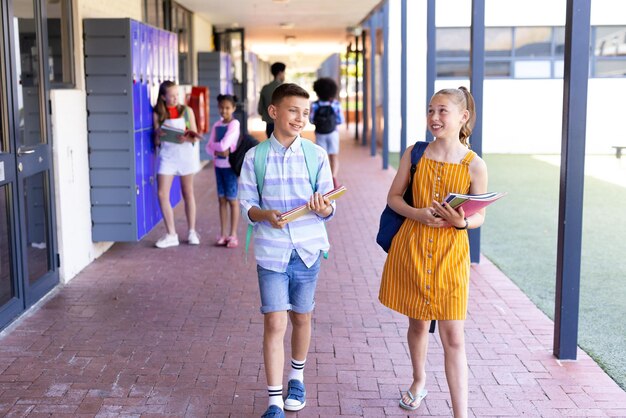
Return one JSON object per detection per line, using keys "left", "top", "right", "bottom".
{"left": 389, "top": 152, "right": 626, "bottom": 389}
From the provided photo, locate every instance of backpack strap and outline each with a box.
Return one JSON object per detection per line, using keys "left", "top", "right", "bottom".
{"left": 246, "top": 140, "right": 272, "bottom": 256}
{"left": 300, "top": 139, "right": 318, "bottom": 192}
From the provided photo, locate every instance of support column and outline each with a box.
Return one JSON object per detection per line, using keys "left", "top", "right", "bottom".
{"left": 554, "top": 0, "right": 591, "bottom": 360}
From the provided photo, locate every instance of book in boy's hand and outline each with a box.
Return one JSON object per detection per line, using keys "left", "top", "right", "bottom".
{"left": 280, "top": 185, "right": 347, "bottom": 223}
{"left": 159, "top": 125, "right": 186, "bottom": 143}
{"left": 443, "top": 191, "right": 506, "bottom": 217}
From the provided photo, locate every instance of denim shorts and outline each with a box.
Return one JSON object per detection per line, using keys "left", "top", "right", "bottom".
{"left": 257, "top": 250, "right": 321, "bottom": 314}
{"left": 215, "top": 166, "right": 238, "bottom": 200}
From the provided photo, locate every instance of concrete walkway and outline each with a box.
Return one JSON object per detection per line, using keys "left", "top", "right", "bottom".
{"left": 0, "top": 132, "right": 625, "bottom": 417}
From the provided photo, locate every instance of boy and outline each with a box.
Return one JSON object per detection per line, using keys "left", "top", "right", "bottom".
{"left": 257, "top": 62, "right": 286, "bottom": 138}
{"left": 239, "top": 83, "right": 335, "bottom": 418}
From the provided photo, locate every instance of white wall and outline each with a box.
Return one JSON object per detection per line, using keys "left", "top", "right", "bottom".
{"left": 192, "top": 14, "right": 214, "bottom": 84}
{"left": 51, "top": 90, "right": 113, "bottom": 283}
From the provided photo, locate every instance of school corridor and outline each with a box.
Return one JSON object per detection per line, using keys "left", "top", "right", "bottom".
{"left": 0, "top": 131, "right": 624, "bottom": 417}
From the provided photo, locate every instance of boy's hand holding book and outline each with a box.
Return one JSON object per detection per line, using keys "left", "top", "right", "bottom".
{"left": 307, "top": 192, "right": 332, "bottom": 218}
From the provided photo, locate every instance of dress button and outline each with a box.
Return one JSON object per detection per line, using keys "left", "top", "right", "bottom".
{"left": 437, "top": 176, "right": 441, "bottom": 180}
{"left": 427, "top": 270, "right": 431, "bottom": 274}
{"left": 428, "top": 254, "right": 432, "bottom": 258}
{"left": 435, "top": 193, "right": 439, "bottom": 197}
{"left": 425, "top": 300, "right": 430, "bottom": 305}
{"left": 426, "top": 285, "right": 431, "bottom": 290}
{"left": 429, "top": 238, "right": 433, "bottom": 243}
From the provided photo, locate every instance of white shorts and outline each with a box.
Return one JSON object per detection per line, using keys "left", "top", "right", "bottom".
{"left": 315, "top": 131, "right": 339, "bottom": 155}
{"left": 158, "top": 141, "right": 200, "bottom": 176}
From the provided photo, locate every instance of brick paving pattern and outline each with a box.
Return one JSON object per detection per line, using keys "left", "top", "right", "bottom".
{"left": 0, "top": 132, "right": 624, "bottom": 417}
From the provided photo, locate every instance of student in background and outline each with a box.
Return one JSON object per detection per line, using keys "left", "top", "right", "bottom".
{"left": 378, "top": 87, "right": 488, "bottom": 418}
{"left": 205, "top": 94, "right": 241, "bottom": 248}
{"left": 239, "top": 83, "right": 335, "bottom": 418}
{"left": 310, "top": 77, "right": 343, "bottom": 187}
{"left": 258, "top": 62, "right": 286, "bottom": 138}
{"left": 153, "top": 80, "right": 203, "bottom": 248}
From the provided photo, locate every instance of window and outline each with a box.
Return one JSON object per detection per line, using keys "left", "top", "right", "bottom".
{"left": 593, "top": 26, "right": 626, "bottom": 77}
{"left": 45, "top": 0, "right": 74, "bottom": 87}
{"left": 171, "top": 3, "right": 193, "bottom": 84}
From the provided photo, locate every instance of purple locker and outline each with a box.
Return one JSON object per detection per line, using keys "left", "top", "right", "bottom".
{"left": 135, "top": 131, "right": 146, "bottom": 239}
{"left": 131, "top": 21, "right": 142, "bottom": 129}
{"left": 140, "top": 25, "right": 152, "bottom": 129}
{"left": 142, "top": 129, "right": 157, "bottom": 231}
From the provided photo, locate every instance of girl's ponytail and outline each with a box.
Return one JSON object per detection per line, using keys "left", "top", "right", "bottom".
{"left": 458, "top": 86, "right": 476, "bottom": 147}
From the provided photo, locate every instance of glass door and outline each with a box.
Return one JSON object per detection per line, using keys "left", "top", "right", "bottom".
{"left": 0, "top": 0, "right": 58, "bottom": 327}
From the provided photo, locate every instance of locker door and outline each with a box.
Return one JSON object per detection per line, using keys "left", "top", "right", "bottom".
{"left": 134, "top": 131, "right": 145, "bottom": 239}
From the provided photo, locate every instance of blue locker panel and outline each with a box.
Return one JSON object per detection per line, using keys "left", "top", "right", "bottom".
{"left": 131, "top": 21, "right": 141, "bottom": 130}
{"left": 135, "top": 132, "right": 146, "bottom": 239}
{"left": 142, "top": 129, "right": 157, "bottom": 231}
{"left": 152, "top": 27, "right": 160, "bottom": 84}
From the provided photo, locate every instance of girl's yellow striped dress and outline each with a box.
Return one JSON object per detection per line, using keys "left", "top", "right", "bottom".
{"left": 379, "top": 149, "right": 476, "bottom": 320}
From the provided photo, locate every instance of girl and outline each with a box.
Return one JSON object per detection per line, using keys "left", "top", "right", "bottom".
{"left": 310, "top": 77, "right": 343, "bottom": 186}
{"left": 153, "top": 80, "right": 203, "bottom": 248}
{"left": 205, "top": 94, "right": 240, "bottom": 248}
{"left": 378, "top": 87, "right": 488, "bottom": 418}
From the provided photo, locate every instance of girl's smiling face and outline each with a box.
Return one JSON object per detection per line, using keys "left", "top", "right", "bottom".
{"left": 269, "top": 96, "right": 310, "bottom": 141}
{"left": 427, "top": 94, "right": 468, "bottom": 140}
{"left": 163, "top": 86, "right": 179, "bottom": 108}
{"left": 218, "top": 99, "right": 236, "bottom": 122}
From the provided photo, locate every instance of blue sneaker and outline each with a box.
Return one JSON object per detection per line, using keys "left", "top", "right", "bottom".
{"left": 284, "top": 379, "right": 306, "bottom": 411}
{"left": 261, "top": 405, "right": 284, "bottom": 418}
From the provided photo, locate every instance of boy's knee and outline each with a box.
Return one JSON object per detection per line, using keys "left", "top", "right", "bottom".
{"left": 264, "top": 312, "right": 288, "bottom": 334}
{"left": 289, "top": 311, "right": 311, "bottom": 327}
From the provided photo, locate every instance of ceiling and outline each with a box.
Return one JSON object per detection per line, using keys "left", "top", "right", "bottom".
{"left": 178, "top": 0, "right": 381, "bottom": 72}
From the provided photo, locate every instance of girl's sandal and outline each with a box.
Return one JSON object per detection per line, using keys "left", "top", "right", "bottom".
{"left": 226, "top": 236, "right": 239, "bottom": 248}
{"left": 216, "top": 236, "right": 228, "bottom": 246}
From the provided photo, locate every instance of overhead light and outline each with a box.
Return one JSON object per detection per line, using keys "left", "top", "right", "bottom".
{"left": 285, "top": 35, "right": 296, "bottom": 45}
{"left": 272, "top": 0, "right": 290, "bottom": 3}
{"left": 279, "top": 22, "right": 294, "bottom": 30}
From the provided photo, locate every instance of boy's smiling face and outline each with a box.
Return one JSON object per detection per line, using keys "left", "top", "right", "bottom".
{"left": 269, "top": 96, "right": 310, "bottom": 144}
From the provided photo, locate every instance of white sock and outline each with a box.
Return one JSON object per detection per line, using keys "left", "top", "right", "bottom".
{"left": 288, "top": 358, "right": 306, "bottom": 383}
{"left": 268, "top": 385, "right": 283, "bottom": 409}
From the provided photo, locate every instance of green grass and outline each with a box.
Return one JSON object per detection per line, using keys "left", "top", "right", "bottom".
{"left": 389, "top": 152, "right": 626, "bottom": 389}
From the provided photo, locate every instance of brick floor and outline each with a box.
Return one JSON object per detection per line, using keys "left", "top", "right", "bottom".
{"left": 0, "top": 132, "right": 625, "bottom": 417}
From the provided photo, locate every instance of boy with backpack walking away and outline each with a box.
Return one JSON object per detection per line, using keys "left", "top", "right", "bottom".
{"left": 239, "top": 83, "right": 335, "bottom": 418}
{"left": 310, "top": 77, "right": 344, "bottom": 187}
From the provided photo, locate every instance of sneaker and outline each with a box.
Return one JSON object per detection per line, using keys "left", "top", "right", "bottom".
{"left": 261, "top": 405, "right": 284, "bottom": 418}
{"left": 155, "top": 233, "right": 179, "bottom": 248}
{"left": 284, "top": 379, "right": 306, "bottom": 411}
{"left": 188, "top": 230, "right": 200, "bottom": 245}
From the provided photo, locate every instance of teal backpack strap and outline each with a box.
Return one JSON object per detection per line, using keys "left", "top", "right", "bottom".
{"left": 301, "top": 139, "right": 329, "bottom": 259}
{"left": 245, "top": 140, "right": 272, "bottom": 257}
{"left": 300, "top": 139, "right": 318, "bottom": 191}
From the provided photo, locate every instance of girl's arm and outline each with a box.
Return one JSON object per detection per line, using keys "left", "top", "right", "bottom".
{"left": 387, "top": 145, "right": 447, "bottom": 227}
{"left": 208, "top": 119, "right": 240, "bottom": 152}
{"left": 334, "top": 100, "right": 344, "bottom": 125}
{"left": 153, "top": 112, "right": 162, "bottom": 146}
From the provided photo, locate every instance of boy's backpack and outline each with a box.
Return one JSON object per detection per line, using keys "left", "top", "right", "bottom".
{"left": 245, "top": 139, "right": 328, "bottom": 258}
{"left": 229, "top": 133, "right": 259, "bottom": 176}
{"left": 313, "top": 103, "right": 337, "bottom": 134}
